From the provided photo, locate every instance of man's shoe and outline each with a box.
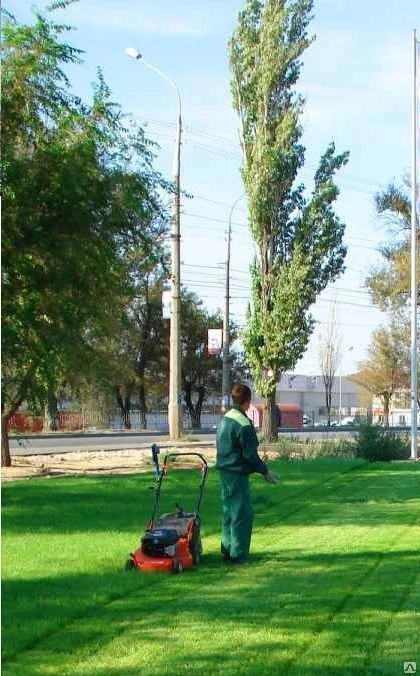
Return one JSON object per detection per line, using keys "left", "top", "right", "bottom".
{"left": 229, "top": 557, "right": 248, "bottom": 565}
{"left": 221, "top": 544, "right": 231, "bottom": 562}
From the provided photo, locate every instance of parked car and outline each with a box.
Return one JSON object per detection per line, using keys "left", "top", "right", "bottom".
{"left": 340, "top": 417, "right": 356, "bottom": 426}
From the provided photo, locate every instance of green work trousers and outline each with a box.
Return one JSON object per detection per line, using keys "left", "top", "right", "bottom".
{"left": 219, "top": 470, "right": 253, "bottom": 562}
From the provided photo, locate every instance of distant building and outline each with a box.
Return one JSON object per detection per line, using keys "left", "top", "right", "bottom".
{"left": 248, "top": 403, "right": 303, "bottom": 429}
{"left": 251, "top": 373, "right": 370, "bottom": 423}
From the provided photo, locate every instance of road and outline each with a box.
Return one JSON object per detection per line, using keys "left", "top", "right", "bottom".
{"left": 9, "top": 431, "right": 216, "bottom": 455}
{"left": 9, "top": 428, "right": 363, "bottom": 456}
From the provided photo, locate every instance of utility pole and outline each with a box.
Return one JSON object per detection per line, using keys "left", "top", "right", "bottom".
{"left": 169, "top": 105, "right": 183, "bottom": 438}
{"left": 410, "top": 29, "right": 419, "bottom": 459}
{"left": 222, "top": 193, "right": 245, "bottom": 412}
{"left": 126, "top": 48, "right": 183, "bottom": 438}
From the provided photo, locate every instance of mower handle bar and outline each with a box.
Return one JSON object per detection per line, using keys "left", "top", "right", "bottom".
{"left": 162, "top": 452, "right": 208, "bottom": 468}
{"left": 149, "top": 451, "right": 208, "bottom": 528}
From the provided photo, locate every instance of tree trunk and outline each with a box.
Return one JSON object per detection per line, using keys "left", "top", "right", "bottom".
{"left": 383, "top": 393, "right": 390, "bottom": 427}
{"left": 194, "top": 387, "right": 205, "bottom": 430}
{"left": 115, "top": 387, "right": 133, "bottom": 430}
{"left": 262, "top": 391, "right": 278, "bottom": 441}
{"left": 184, "top": 382, "right": 197, "bottom": 429}
{"left": 183, "top": 383, "right": 204, "bottom": 430}
{"left": 323, "top": 375, "right": 333, "bottom": 427}
{"left": 44, "top": 390, "right": 59, "bottom": 431}
{"left": 326, "top": 389, "right": 331, "bottom": 427}
{"left": 2, "top": 371, "right": 32, "bottom": 467}
{"left": 190, "top": 388, "right": 204, "bottom": 430}
{"left": 2, "top": 414, "right": 11, "bottom": 467}
{"left": 138, "top": 382, "right": 147, "bottom": 430}
{"left": 48, "top": 390, "right": 59, "bottom": 430}
{"left": 189, "top": 410, "right": 202, "bottom": 430}
{"left": 123, "top": 397, "right": 131, "bottom": 430}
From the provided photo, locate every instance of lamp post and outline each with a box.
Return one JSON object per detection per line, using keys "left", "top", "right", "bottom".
{"left": 126, "top": 48, "right": 182, "bottom": 438}
{"left": 339, "top": 346, "right": 353, "bottom": 424}
{"left": 221, "top": 193, "right": 245, "bottom": 412}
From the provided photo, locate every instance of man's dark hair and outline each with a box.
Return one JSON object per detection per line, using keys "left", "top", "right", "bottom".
{"left": 231, "top": 383, "right": 252, "bottom": 406}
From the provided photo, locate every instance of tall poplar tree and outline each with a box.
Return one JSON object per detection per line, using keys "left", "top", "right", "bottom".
{"left": 229, "top": 0, "right": 349, "bottom": 438}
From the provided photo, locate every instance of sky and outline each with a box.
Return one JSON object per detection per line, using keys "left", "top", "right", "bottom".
{"left": 8, "top": 0, "right": 420, "bottom": 377}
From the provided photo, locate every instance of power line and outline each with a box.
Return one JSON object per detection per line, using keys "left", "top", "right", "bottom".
{"left": 181, "top": 277, "right": 377, "bottom": 311}
{"left": 138, "top": 116, "right": 387, "bottom": 190}
{"left": 182, "top": 263, "right": 224, "bottom": 270}
{"left": 137, "top": 117, "right": 387, "bottom": 196}
{"left": 182, "top": 211, "right": 248, "bottom": 229}
{"left": 190, "top": 193, "right": 248, "bottom": 214}
{"left": 182, "top": 211, "right": 380, "bottom": 251}
{"left": 183, "top": 276, "right": 373, "bottom": 298}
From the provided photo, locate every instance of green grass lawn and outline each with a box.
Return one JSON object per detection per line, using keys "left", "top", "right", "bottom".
{"left": 2, "top": 458, "right": 420, "bottom": 675}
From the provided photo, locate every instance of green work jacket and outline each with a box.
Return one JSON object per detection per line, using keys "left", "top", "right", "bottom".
{"left": 216, "top": 405, "right": 268, "bottom": 475}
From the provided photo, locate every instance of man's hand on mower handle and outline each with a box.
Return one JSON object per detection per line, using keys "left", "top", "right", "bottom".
{"left": 264, "top": 470, "right": 279, "bottom": 484}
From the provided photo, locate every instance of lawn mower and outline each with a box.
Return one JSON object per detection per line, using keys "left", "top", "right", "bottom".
{"left": 125, "top": 452, "right": 208, "bottom": 574}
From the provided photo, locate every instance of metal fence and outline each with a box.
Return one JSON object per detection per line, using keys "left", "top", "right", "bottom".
{"left": 8, "top": 409, "right": 221, "bottom": 434}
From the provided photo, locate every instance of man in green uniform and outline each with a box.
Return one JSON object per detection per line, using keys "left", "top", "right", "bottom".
{"left": 216, "top": 383, "right": 278, "bottom": 564}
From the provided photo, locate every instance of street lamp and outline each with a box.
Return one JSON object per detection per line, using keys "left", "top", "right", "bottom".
{"left": 339, "top": 346, "right": 353, "bottom": 424}
{"left": 221, "top": 192, "right": 245, "bottom": 412}
{"left": 126, "top": 47, "right": 183, "bottom": 438}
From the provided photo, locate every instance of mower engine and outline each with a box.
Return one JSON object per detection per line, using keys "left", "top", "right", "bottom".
{"left": 141, "top": 528, "right": 179, "bottom": 558}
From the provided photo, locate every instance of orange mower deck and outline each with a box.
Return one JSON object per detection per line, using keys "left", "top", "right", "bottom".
{"left": 125, "top": 451, "right": 207, "bottom": 574}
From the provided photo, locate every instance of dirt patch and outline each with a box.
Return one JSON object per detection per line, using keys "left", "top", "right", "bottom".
{"left": 2, "top": 446, "right": 217, "bottom": 482}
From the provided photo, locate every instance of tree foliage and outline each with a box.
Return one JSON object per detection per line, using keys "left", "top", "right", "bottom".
{"left": 181, "top": 290, "right": 244, "bottom": 429}
{"left": 229, "top": 0, "right": 348, "bottom": 438}
{"left": 1, "top": 8, "right": 167, "bottom": 463}
{"left": 351, "top": 324, "right": 408, "bottom": 427}
{"left": 93, "top": 241, "right": 170, "bottom": 429}
{"left": 366, "top": 182, "right": 419, "bottom": 311}
{"left": 364, "top": 179, "right": 419, "bottom": 413}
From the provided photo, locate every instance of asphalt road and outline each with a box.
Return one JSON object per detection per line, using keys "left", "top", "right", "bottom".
{"left": 9, "top": 431, "right": 216, "bottom": 455}
{"left": 9, "top": 428, "right": 364, "bottom": 456}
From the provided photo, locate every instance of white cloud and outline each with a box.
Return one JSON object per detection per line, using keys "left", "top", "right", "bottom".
{"left": 297, "top": 32, "right": 411, "bottom": 139}
{"left": 57, "top": 1, "right": 218, "bottom": 37}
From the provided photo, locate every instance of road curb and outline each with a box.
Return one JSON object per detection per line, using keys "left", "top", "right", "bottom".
{"left": 10, "top": 440, "right": 216, "bottom": 458}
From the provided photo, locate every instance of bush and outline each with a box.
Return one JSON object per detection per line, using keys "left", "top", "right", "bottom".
{"left": 354, "top": 423, "right": 410, "bottom": 462}
{"left": 260, "top": 437, "right": 355, "bottom": 460}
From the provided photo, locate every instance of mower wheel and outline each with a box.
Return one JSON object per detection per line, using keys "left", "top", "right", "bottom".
{"left": 189, "top": 522, "right": 202, "bottom": 566}
{"left": 173, "top": 559, "right": 183, "bottom": 574}
{"left": 124, "top": 558, "right": 135, "bottom": 572}
{"left": 192, "top": 536, "right": 202, "bottom": 566}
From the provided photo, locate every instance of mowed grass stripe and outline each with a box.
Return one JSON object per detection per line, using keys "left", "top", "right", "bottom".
{"left": 2, "top": 460, "right": 419, "bottom": 676}
{"left": 1, "top": 459, "right": 376, "bottom": 662}
{"left": 0, "top": 462, "right": 414, "bottom": 656}
{"left": 284, "top": 521, "right": 420, "bottom": 675}
{"left": 364, "top": 567, "right": 420, "bottom": 676}
{"left": 73, "top": 464, "right": 419, "bottom": 674}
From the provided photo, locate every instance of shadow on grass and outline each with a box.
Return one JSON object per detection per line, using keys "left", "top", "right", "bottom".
{"left": 2, "top": 460, "right": 420, "bottom": 674}
{"left": 2, "top": 546, "right": 419, "bottom": 675}
{"left": 3, "top": 461, "right": 420, "bottom": 540}
{"left": 1, "top": 471, "right": 222, "bottom": 537}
